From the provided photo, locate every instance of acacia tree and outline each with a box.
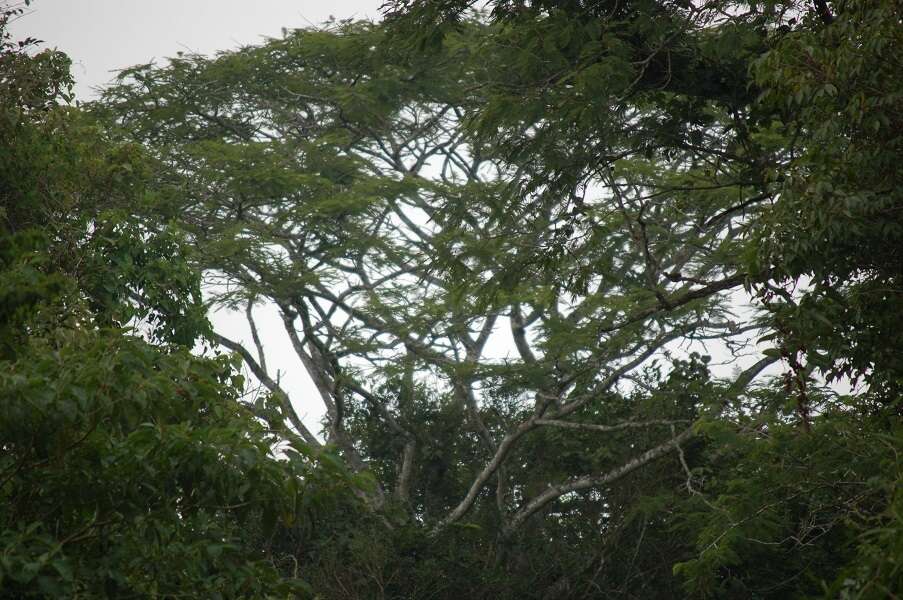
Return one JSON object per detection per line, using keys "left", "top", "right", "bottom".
{"left": 99, "top": 15, "right": 777, "bottom": 539}
{"left": 95, "top": 0, "right": 903, "bottom": 596}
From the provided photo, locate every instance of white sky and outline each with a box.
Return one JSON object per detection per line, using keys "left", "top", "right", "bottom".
{"left": 9, "top": 0, "right": 384, "bottom": 101}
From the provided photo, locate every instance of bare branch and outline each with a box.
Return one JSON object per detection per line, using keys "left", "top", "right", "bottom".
{"left": 245, "top": 300, "right": 267, "bottom": 375}
{"left": 503, "top": 426, "right": 695, "bottom": 536}
{"left": 212, "top": 332, "right": 320, "bottom": 447}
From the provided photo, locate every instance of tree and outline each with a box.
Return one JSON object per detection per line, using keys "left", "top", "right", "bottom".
{"left": 95, "top": 14, "right": 774, "bottom": 597}
{"left": 0, "top": 7, "right": 361, "bottom": 595}
{"left": 95, "top": 0, "right": 902, "bottom": 596}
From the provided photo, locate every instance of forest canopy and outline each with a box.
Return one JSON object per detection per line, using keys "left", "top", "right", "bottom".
{"left": 2, "top": 0, "right": 901, "bottom": 597}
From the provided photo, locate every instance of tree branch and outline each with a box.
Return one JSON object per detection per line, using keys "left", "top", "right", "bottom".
{"left": 535, "top": 418, "right": 691, "bottom": 433}
{"left": 245, "top": 300, "right": 267, "bottom": 375}
{"left": 212, "top": 332, "right": 320, "bottom": 447}
{"left": 502, "top": 426, "right": 695, "bottom": 536}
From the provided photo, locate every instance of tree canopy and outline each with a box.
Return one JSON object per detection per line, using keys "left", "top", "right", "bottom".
{"left": 2, "top": 0, "right": 901, "bottom": 597}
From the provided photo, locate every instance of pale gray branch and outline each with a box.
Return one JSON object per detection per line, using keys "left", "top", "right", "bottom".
{"left": 535, "top": 418, "right": 691, "bottom": 433}
{"left": 503, "top": 426, "right": 695, "bottom": 536}
{"left": 213, "top": 332, "right": 320, "bottom": 447}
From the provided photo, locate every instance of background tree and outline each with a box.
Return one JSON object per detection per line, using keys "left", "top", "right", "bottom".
{"left": 0, "top": 6, "right": 362, "bottom": 595}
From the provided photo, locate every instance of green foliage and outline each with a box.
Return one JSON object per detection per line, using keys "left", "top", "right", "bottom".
{"left": 0, "top": 327, "right": 324, "bottom": 597}
{"left": 674, "top": 394, "right": 903, "bottom": 599}
{"left": 0, "top": 9, "right": 361, "bottom": 596}
{"left": 0, "top": 28, "right": 209, "bottom": 346}
{"left": 750, "top": 0, "right": 903, "bottom": 396}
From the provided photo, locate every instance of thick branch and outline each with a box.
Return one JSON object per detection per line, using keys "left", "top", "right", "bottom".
{"left": 503, "top": 355, "right": 778, "bottom": 534}
{"left": 278, "top": 304, "right": 386, "bottom": 506}
{"left": 213, "top": 332, "right": 320, "bottom": 447}
{"left": 728, "top": 355, "right": 779, "bottom": 397}
{"left": 535, "top": 418, "right": 690, "bottom": 433}
{"left": 503, "top": 426, "right": 695, "bottom": 536}
{"left": 431, "top": 417, "right": 536, "bottom": 534}
{"left": 277, "top": 308, "right": 339, "bottom": 420}
{"left": 245, "top": 301, "right": 267, "bottom": 375}
{"left": 394, "top": 355, "right": 418, "bottom": 504}
{"left": 395, "top": 439, "right": 417, "bottom": 503}
{"left": 433, "top": 328, "right": 673, "bottom": 532}
{"left": 510, "top": 304, "right": 537, "bottom": 364}
{"left": 597, "top": 272, "right": 746, "bottom": 334}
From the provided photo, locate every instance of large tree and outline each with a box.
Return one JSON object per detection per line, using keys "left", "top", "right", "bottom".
{"left": 99, "top": 16, "right": 770, "bottom": 514}
{"left": 95, "top": 0, "right": 902, "bottom": 596}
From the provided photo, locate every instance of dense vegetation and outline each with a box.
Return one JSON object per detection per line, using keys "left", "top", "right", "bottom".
{"left": 0, "top": 4, "right": 360, "bottom": 596}
{"left": 2, "top": 0, "right": 900, "bottom": 597}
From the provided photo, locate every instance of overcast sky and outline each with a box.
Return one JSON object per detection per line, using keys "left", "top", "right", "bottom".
{"left": 9, "top": 0, "right": 384, "bottom": 100}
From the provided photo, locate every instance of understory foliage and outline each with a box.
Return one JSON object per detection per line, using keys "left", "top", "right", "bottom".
{"left": 2, "top": 0, "right": 901, "bottom": 596}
